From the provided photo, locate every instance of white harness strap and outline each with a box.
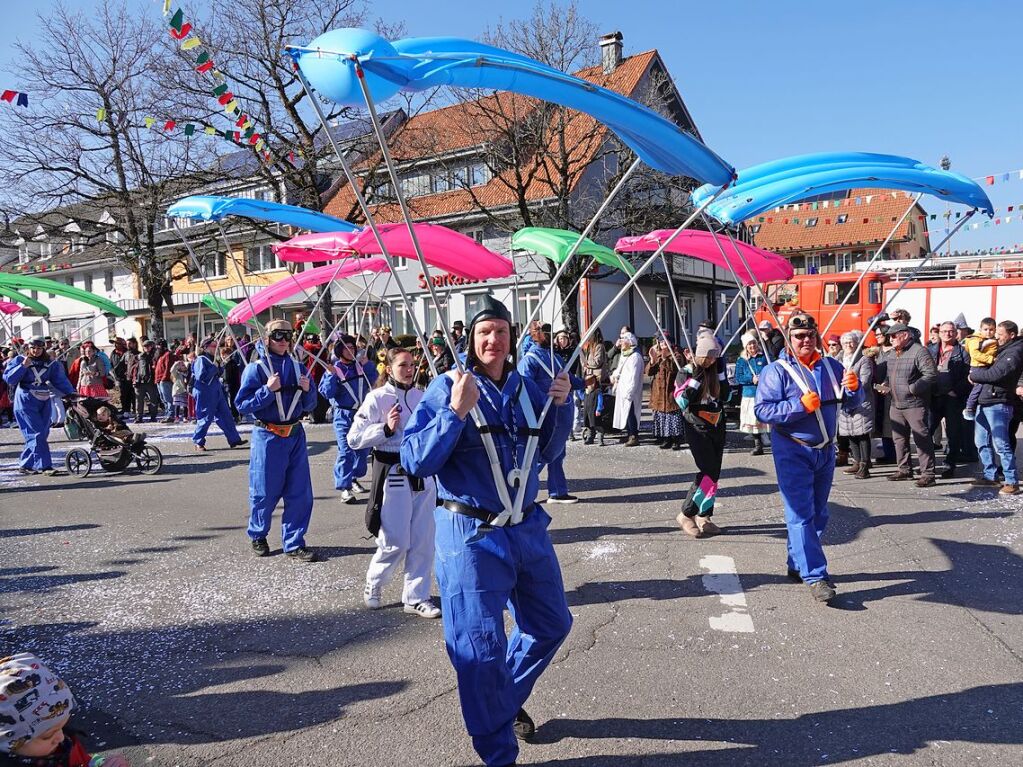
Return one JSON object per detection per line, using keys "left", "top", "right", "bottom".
{"left": 776, "top": 357, "right": 842, "bottom": 450}
{"left": 27, "top": 363, "right": 50, "bottom": 401}
{"left": 257, "top": 357, "right": 303, "bottom": 422}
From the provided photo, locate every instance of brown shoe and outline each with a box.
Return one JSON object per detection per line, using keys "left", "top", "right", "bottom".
{"left": 696, "top": 517, "right": 721, "bottom": 536}
{"left": 842, "top": 462, "right": 860, "bottom": 475}
{"left": 855, "top": 464, "right": 871, "bottom": 479}
{"left": 676, "top": 513, "right": 702, "bottom": 538}
{"left": 1000, "top": 484, "right": 1019, "bottom": 495}
{"left": 916, "top": 476, "right": 936, "bottom": 488}
{"left": 624, "top": 435, "right": 639, "bottom": 448}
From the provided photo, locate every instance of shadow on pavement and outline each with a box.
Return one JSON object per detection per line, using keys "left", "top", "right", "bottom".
{"left": 532, "top": 682, "right": 1023, "bottom": 765}
{"left": 565, "top": 577, "right": 701, "bottom": 607}
{"left": 549, "top": 525, "right": 678, "bottom": 545}
{"left": 0, "top": 523, "right": 101, "bottom": 538}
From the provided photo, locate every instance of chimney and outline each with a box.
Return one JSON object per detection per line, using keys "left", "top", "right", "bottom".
{"left": 599, "top": 31, "right": 623, "bottom": 74}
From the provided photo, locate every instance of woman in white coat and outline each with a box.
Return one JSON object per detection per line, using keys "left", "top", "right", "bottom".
{"left": 611, "top": 332, "right": 645, "bottom": 447}
{"left": 348, "top": 347, "right": 440, "bottom": 618}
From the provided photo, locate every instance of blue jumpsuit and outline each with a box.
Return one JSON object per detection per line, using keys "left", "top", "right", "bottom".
{"left": 191, "top": 353, "right": 242, "bottom": 448}
{"left": 402, "top": 369, "right": 574, "bottom": 767}
{"left": 3, "top": 355, "right": 75, "bottom": 471}
{"left": 235, "top": 352, "right": 318, "bottom": 552}
{"left": 517, "top": 345, "right": 583, "bottom": 498}
{"left": 320, "top": 360, "right": 378, "bottom": 490}
{"left": 754, "top": 352, "right": 863, "bottom": 583}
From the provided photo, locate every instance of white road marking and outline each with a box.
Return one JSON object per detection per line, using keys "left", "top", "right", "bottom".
{"left": 699, "top": 554, "right": 755, "bottom": 633}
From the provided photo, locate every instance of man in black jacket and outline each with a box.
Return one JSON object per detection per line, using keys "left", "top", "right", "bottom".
{"left": 969, "top": 321, "right": 1023, "bottom": 494}
{"left": 878, "top": 323, "right": 938, "bottom": 486}
{"left": 927, "top": 321, "right": 975, "bottom": 477}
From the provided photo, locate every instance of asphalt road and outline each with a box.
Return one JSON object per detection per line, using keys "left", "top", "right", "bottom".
{"left": 1, "top": 420, "right": 1021, "bottom": 766}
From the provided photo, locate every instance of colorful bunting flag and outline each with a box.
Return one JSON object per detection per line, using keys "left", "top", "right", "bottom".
{"left": 96, "top": 107, "right": 106, "bottom": 121}
{"left": 1, "top": 90, "right": 29, "bottom": 107}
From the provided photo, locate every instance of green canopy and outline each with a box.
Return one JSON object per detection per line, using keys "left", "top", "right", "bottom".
{"left": 512, "top": 227, "right": 635, "bottom": 276}
{"left": 200, "top": 294, "right": 258, "bottom": 328}
{"left": 0, "top": 273, "right": 126, "bottom": 317}
{"left": 0, "top": 284, "right": 49, "bottom": 315}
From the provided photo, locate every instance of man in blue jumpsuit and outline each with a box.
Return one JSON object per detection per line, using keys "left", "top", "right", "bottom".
{"left": 235, "top": 320, "right": 319, "bottom": 562}
{"left": 755, "top": 313, "right": 863, "bottom": 603}
{"left": 402, "top": 296, "right": 574, "bottom": 767}
{"left": 320, "top": 334, "right": 378, "bottom": 504}
{"left": 191, "top": 335, "right": 245, "bottom": 452}
{"left": 3, "top": 337, "right": 75, "bottom": 475}
{"left": 518, "top": 322, "right": 584, "bottom": 504}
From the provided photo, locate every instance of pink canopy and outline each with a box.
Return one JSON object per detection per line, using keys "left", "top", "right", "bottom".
{"left": 274, "top": 223, "right": 514, "bottom": 280}
{"left": 0, "top": 301, "right": 22, "bottom": 315}
{"left": 615, "top": 230, "right": 794, "bottom": 285}
{"left": 226, "top": 258, "right": 390, "bottom": 325}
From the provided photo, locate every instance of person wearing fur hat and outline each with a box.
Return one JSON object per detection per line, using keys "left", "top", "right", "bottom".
{"left": 235, "top": 319, "right": 319, "bottom": 561}
{"left": 610, "top": 331, "right": 644, "bottom": 447}
{"left": 348, "top": 346, "right": 440, "bottom": 618}
{"left": 674, "top": 328, "right": 730, "bottom": 537}
{"left": 401, "top": 295, "right": 574, "bottom": 767}
{"left": 0, "top": 653, "right": 128, "bottom": 766}
{"left": 734, "top": 331, "right": 770, "bottom": 455}
{"left": 2, "top": 337, "right": 75, "bottom": 475}
{"left": 190, "top": 335, "right": 245, "bottom": 453}
{"left": 754, "top": 312, "right": 864, "bottom": 603}
{"left": 320, "top": 333, "right": 379, "bottom": 504}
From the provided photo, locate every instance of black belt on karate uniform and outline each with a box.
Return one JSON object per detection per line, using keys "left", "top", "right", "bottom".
{"left": 442, "top": 499, "right": 530, "bottom": 526}
{"left": 365, "top": 451, "right": 425, "bottom": 538}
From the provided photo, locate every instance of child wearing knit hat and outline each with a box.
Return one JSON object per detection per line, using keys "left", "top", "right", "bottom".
{"left": 0, "top": 654, "right": 128, "bottom": 766}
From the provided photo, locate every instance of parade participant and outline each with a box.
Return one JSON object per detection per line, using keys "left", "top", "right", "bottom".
{"left": 518, "top": 322, "right": 584, "bottom": 503}
{"left": 74, "top": 342, "right": 109, "bottom": 400}
{"left": 191, "top": 335, "right": 245, "bottom": 453}
{"left": 755, "top": 313, "right": 863, "bottom": 603}
{"left": 320, "top": 333, "right": 378, "bottom": 504}
{"left": 0, "top": 653, "right": 130, "bottom": 766}
{"left": 235, "top": 320, "right": 319, "bottom": 561}
{"left": 674, "top": 329, "right": 729, "bottom": 537}
{"left": 734, "top": 332, "right": 770, "bottom": 455}
{"left": 349, "top": 347, "right": 440, "bottom": 618}
{"left": 2, "top": 337, "right": 75, "bottom": 475}
{"left": 611, "top": 331, "right": 644, "bottom": 447}
{"left": 401, "top": 295, "right": 574, "bottom": 767}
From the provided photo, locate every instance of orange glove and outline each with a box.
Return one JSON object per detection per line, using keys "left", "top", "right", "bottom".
{"left": 843, "top": 371, "right": 859, "bottom": 392}
{"left": 801, "top": 391, "right": 821, "bottom": 413}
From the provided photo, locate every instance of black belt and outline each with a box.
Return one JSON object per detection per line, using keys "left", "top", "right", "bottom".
{"left": 442, "top": 499, "right": 530, "bottom": 526}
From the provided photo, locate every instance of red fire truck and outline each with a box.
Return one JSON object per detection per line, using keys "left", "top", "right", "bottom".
{"left": 754, "top": 255, "right": 1023, "bottom": 336}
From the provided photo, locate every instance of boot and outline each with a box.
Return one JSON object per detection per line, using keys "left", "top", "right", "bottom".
{"left": 624, "top": 434, "right": 640, "bottom": 448}
{"left": 855, "top": 463, "right": 870, "bottom": 479}
{"left": 676, "top": 512, "right": 702, "bottom": 538}
{"left": 598, "top": 432, "right": 606, "bottom": 447}
{"left": 659, "top": 438, "right": 674, "bottom": 449}
{"left": 835, "top": 450, "right": 849, "bottom": 467}
{"left": 672, "top": 438, "right": 684, "bottom": 451}
{"left": 584, "top": 428, "right": 594, "bottom": 445}
{"left": 843, "top": 461, "right": 860, "bottom": 475}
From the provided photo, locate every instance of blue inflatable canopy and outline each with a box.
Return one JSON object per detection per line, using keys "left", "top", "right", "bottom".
{"left": 287, "top": 29, "right": 735, "bottom": 185}
{"left": 692, "top": 153, "right": 994, "bottom": 225}
{"left": 167, "top": 195, "right": 360, "bottom": 233}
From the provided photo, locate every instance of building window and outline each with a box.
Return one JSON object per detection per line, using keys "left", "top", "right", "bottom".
{"left": 424, "top": 298, "right": 450, "bottom": 333}
{"left": 515, "top": 291, "right": 540, "bottom": 326}
{"left": 836, "top": 214, "right": 848, "bottom": 224}
{"left": 393, "top": 303, "right": 415, "bottom": 336}
{"left": 806, "top": 253, "right": 821, "bottom": 273}
{"left": 468, "top": 162, "right": 491, "bottom": 187}
{"left": 400, "top": 173, "right": 432, "bottom": 198}
{"left": 104, "top": 270, "right": 114, "bottom": 291}
{"left": 462, "top": 228, "right": 484, "bottom": 244}
{"left": 83, "top": 273, "right": 93, "bottom": 293}
{"left": 245, "top": 244, "right": 281, "bottom": 273}
{"left": 18, "top": 244, "right": 29, "bottom": 264}
{"left": 433, "top": 169, "right": 453, "bottom": 194}
{"left": 191, "top": 251, "right": 227, "bottom": 280}
{"left": 465, "top": 292, "right": 489, "bottom": 321}
{"left": 805, "top": 217, "right": 818, "bottom": 228}
{"left": 836, "top": 252, "right": 852, "bottom": 272}
{"left": 39, "top": 242, "right": 53, "bottom": 260}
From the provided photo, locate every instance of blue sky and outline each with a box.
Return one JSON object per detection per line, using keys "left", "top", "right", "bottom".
{"left": 4, "top": 0, "right": 1019, "bottom": 251}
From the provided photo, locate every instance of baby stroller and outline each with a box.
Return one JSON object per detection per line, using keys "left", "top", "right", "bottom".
{"left": 62, "top": 396, "right": 163, "bottom": 477}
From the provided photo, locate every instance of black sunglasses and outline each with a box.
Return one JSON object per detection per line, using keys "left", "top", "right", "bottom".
{"left": 269, "top": 330, "right": 294, "bottom": 342}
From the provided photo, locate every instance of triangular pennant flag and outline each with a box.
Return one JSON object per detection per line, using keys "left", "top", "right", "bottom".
{"left": 169, "top": 22, "right": 192, "bottom": 40}
{"left": 211, "top": 83, "right": 228, "bottom": 97}
{"left": 223, "top": 99, "right": 238, "bottom": 114}
{"left": 96, "top": 107, "right": 106, "bottom": 121}
{"left": 164, "top": 119, "right": 176, "bottom": 131}
{"left": 181, "top": 37, "right": 201, "bottom": 51}
{"left": 169, "top": 8, "right": 184, "bottom": 31}
{"left": 163, "top": 0, "right": 172, "bottom": 14}
{"left": 217, "top": 92, "right": 234, "bottom": 105}
{"left": 204, "top": 126, "right": 216, "bottom": 135}
{"left": 184, "top": 123, "right": 195, "bottom": 136}
{"left": 248, "top": 132, "right": 260, "bottom": 146}
{"left": 288, "top": 151, "right": 296, "bottom": 163}
{"left": 930, "top": 214, "right": 936, "bottom": 220}
{"left": 144, "top": 116, "right": 155, "bottom": 128}
{"left": 986, "top": 176, "right": 995, "bottom": 185}
{"left": 235, "top": 114, "right": 248, "bottom": 128}
{"left": 1, "top": 90, "right": 15, "bottom": 103}
{"left": 16, "top": 92, "right": 27, "bottom": 107}
{"left": 195, "top": 51, "right": 214, "bottom": 73}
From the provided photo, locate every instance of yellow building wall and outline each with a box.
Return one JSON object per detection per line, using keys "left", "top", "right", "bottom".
{"left": 169, "top": 246, "right": 293, "bottom": 295}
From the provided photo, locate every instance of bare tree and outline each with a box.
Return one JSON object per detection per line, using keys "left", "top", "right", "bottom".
{"left": 0, "top": 0, "right": 217, "bottom": 338}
